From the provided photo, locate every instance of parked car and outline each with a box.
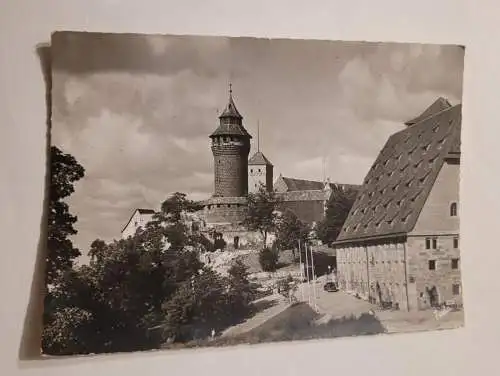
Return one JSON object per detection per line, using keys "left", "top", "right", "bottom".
{"left": 323, "top": 282, "right": 338, "bottom": 292}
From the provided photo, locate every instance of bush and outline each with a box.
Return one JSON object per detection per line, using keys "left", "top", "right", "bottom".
{"left": 259, "top": 248, "right": 279, "bottom": 272}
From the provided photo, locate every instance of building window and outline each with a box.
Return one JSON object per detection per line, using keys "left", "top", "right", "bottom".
{"left": 428, "top": 260, "right": 436, "bottom": 270}
{"left": 425, "top": 237, "right": 437, "bottom": 249}
{"left": 452, "top": 284, "right": 460, "bottom": 295}
{"left": 450, "top": 202, "right": 458, "bottom": 217}
{"left": 452, "top": 258, "right": 459, "bottom": 269}
{"left": 250, "top": 169, "right": 253, "bottom": 173}
{"left": 453, "top": 237, "right": 459, "bottom": 248}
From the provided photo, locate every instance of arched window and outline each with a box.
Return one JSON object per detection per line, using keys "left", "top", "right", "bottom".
{"left": 450, "top": 202, "right": 458, "bottom": 217}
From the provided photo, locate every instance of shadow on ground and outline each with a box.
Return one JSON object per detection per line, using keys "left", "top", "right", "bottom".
{"left": 173, "top": 302, "right": 386, "bottom": 349}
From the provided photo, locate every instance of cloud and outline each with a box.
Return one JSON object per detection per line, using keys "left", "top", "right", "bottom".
{"left": 51, "top": 34, "right": 464, "bottom": 253}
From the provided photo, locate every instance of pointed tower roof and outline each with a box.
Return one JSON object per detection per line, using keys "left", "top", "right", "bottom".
{"left": 219, "top": 84, "right": 243, "bottom": 119}
{"left": 210, "top": 83, "right": 251, "bottom": 139}
{"left": 249, "top": 151, "right": 273, "bottom": 166}
{"left": 404, "top": 97, "right": 452, "bottom": 126}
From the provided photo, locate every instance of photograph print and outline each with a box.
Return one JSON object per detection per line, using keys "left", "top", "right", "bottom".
{"left": 43, "top": 32, "right": 465, "bottom": 356}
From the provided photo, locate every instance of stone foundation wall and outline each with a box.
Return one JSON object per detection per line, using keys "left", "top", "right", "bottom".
{"left": 337, "top": 241, "right": 410, "bottom": 311}
{"left": 406, "top": 235, "right": 462, "bottom": 309}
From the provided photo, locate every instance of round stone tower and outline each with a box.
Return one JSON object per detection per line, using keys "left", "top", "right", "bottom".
{"left": 209, "top": 85, "right": 252, "bottom": 197}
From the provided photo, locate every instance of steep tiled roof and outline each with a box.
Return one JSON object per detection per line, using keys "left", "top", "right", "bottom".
{"left": 276, "top": 176, "right": 360, "bottom": 193}
{"left": 219, "top": 93, "right": 242, "bottom": 119}
{"left": 210, "top": 93, "right": 251, "bottom": 138}
{"left": 280, "top": 190, "right": 329, "bottom": 202}
{"left": 249, "top": 151, "right": 273, "bottom": 166}
{"left": 336, "top": 101, "right": 462, "bottom": 242}
{"left": 137, "top": 208, "right": 155, "bottom": 214}
{"left": 277, "top": 177, "right": 325, "bottom": 191}
{"left": 326, "top": 182, "right": 362, "bottom": 192}
{"left": 404, "top": 97, "right": 451, "bottom": 126}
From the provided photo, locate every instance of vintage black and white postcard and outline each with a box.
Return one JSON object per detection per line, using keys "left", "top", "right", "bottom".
{"left": 44, "top": 32, "right": 464, "bottom": 355}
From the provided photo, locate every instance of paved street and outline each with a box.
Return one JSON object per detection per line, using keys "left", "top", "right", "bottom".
{"left": 294, "top": 277, "right": 464, "bottom": 332}
{"left": 295, "top": 278, "right": 374, "bottom": 319}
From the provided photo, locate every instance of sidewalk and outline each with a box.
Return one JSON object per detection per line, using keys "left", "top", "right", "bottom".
{"left": 220, "top": 294, "right": 290, "bottom": 337}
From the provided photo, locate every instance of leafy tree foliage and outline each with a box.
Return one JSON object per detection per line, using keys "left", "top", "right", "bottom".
{"left": 46, "top": 146, "right": 85, "bottom": 286}
{"left": 244, "top": 183, "right": 281, "bottom": 246}
{"left": 315, "top": 185, "right": 358, "bottom": 246}
{"left": 275, "top": 209, "right": 311, "bottom": 261}
{"left": 42, "top": 192, "right": 255, "bottom": 355}
{"left": 258, "top": 248, "right": 279, "bottom": 272}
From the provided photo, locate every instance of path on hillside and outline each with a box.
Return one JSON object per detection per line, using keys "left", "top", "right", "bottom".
{"left": 220, "top": 294, "right": 290, "bottom": 338}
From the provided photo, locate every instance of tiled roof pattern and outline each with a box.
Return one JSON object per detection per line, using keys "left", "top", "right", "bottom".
{"left": 277, "top": 177, "right": 360, "bottom": 193}
{"left": 278, "top": 177, "right": 325, "bottom": 191}
{"left": 280, "top": 190, "right": 329, "bottom": 202}
{"left": 210, "top": 122, "right": 251, "bottom": 138}
{"left": 404, "top": 97, "right": 451, "bottom": 126}
{"left": 210, "top": 94, "right": 251, "bottom": 138}
{"left": 337, "top": 102, "right": 462, "bottom": 242}
{"left": 219, "top": 94, "right": 242, "bottom": 119}
{"left": 249, "top": 151, "right": 273, "bottom": 166}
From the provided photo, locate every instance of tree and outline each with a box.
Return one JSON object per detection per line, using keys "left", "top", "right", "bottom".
{"left": 46, "top": 146, "right": 85, "bottom": 286}
{"left": 258, "top": 248, "right": 279, "bottom": 272}
{"left": 227, "top": 259, "right": 254, "bottom": 315}
{"left": 315, "top": 185, "right": 358, "bottom": 246}
{"left": 42, "top": 191, "right": 255, "bottom": 354}
{"left": 161, "top": 267, "right": 230, "bottom": 342}
{"left": 275, "top": 209, "right": 311, "bottom": 261}
{"left": 244, "top": 183, "right": 281, "bottom": 247}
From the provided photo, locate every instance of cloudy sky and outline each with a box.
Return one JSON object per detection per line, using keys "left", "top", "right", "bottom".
{"left": 51, "top": 32, "right": 464, "bottom": 254}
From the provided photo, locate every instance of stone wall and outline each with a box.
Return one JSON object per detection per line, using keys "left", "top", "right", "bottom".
{"left": 248, "top": 164, "right": 273, "bottom": 193}
{"left": 336, "top": 241, "right": 409, "bottom": 311}
{"left": 203, "top": 198, "right": 248, "bottom": 225}
{"left": 406, "top": 235, "right": 462, "bottom": 309}
{"left": 212, "top": 141, "right": 250, "bottom": 197}
{"left": 407, "top": 158, "right": 462, "bottom": 308}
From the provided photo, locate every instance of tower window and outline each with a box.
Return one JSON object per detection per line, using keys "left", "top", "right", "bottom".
{"left": 428, "top": 260, "right": 436, "bottom": 270}
{"left": 250, "top": 169, "right": 253, "bottom": 173}
{"left": 451, "top": 258, "right": 459, "bottom": 269}
{"left": 452, "top": 284, "right": 460, "bottom": 295}
{"left": 453, "top": 237, "right": 459, "bottom": 248}
{"left": 450, "top": 202, "right": 458, "bottom": 217}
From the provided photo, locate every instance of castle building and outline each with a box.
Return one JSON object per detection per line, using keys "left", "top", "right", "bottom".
{"left": 274, "top": 176, "right": 359, "bottom": 225}
{"left": 333, "top": 98, "right": 462, "bottom": 311}
{"left": 203, "top": 85, "right": 252, "bottom": 225}
{"left": 120, "top": 84, "right": 359, "bottom": 247}
{"left": 248, "top": 151, "right": 274, "bottom": 194}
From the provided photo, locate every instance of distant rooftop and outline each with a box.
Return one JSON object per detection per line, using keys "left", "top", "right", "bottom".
{"left": 249, "top": 151, "right": 273, "bottom": 166}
